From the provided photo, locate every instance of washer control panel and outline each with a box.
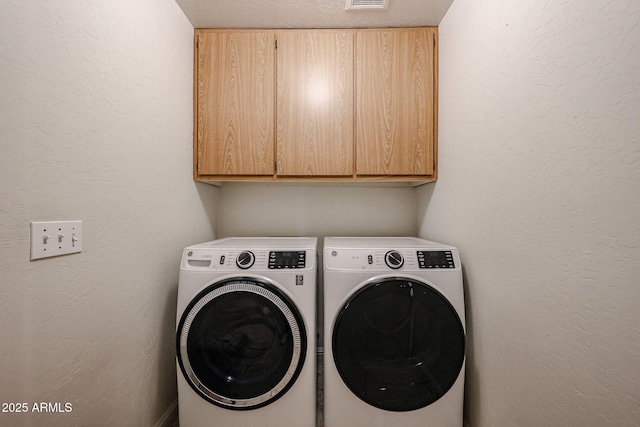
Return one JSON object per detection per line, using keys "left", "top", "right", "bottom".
{"left": 183, "top": 248, "right": 310, "bottom": 270}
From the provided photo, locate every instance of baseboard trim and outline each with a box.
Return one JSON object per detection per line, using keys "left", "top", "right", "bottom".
{"left": 154, "top": 399, "right": 178, "bottom": 427}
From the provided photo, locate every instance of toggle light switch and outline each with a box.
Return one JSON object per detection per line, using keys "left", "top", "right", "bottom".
{"left": 30, "top": 220, "right": 83, "bottom": 260}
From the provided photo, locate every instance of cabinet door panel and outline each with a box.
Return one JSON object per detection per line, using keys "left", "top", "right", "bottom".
{"left": 276, "top": 31, "right": 354, "bottom": 176}
{"left": 356, "top": 28, "right": 436, "bottom": 176}
{"left": 196, "top": 31, "right": 275, "bottom": 176}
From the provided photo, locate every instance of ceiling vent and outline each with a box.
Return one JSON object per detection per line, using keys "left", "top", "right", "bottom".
{"left": 345, "top": 0, "right": 390, "bottom": 10}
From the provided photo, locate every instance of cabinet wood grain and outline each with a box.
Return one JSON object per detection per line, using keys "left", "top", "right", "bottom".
{"left": 276, "top": 31, "right": 354, "bottom": 176}
{"left": 196, "top": 30, "right": 275, "bottom": 176}
{"left": 355, "top": 28, "right": 436, "bottom": 176}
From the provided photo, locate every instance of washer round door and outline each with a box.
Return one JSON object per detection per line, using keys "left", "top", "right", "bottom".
{"left": 177, "top": 278, "right": 307, "bottom": 410}
{"left": 332, "top": 277, "right": 465, "bottom": 412}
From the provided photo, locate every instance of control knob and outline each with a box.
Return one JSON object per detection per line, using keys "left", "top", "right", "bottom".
{"left": 236, "top": 251, "right": 255, "bottom": 269}
{"left": 385, "top": 250, "right": 404, "bottom": 269}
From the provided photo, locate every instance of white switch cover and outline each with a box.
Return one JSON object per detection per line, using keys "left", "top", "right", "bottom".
{"left": 30, "top": 220, "right": 83, "bottom": 260}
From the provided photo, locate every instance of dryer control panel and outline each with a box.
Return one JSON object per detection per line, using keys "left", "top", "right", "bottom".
{"left": 325, "top": 248, "right": 457, "bottom": 271}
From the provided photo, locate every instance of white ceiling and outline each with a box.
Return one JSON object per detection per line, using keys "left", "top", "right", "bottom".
{"left": 174, "top": 0, "right": 454, "bottom": 29}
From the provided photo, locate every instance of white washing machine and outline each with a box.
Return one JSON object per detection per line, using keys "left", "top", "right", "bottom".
{"left": 176, "top": 237, "right": 317, "bottom": 427}
{"left": 323, "top": 237, "right": 465, "bottom": 427}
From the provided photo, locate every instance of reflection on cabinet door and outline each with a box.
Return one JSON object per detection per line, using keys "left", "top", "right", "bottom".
{"left": 356, "top": 28, "right": 436, "bottom": 176}
{"left": 276, "top": 30, "right": 354, "bottom": 176}
{"left": 196, "top": 30, "right": 275, "bottom": 176}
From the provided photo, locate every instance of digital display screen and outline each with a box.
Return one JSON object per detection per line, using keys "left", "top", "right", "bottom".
{"left": 269, "top": 251, "right": 306, "bottom": 269}
{"left": 417, "top": 251, "right": 455, "bottom": 269}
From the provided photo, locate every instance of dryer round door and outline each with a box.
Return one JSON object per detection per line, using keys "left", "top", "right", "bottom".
{"left": 177, "top": 278, "right": 307, "bottom": 410}
{"left": 332, "top": 277, "right": 465, "bottom": 412}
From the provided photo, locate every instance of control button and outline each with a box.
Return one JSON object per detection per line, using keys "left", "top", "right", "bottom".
{"left": 385, "top": 250, "right": 404, "bottom": 269}
{"left": 367, "top": 255, "right": 373, "bottom": 265}
{"left": 236, "top": 251, "right": 255, "bottom": 269}
{"left": 219, "top": 255, "right": 225, "bottom": 265}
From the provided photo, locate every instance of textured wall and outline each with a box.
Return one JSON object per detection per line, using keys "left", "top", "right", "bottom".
{"left": 417, "top": 0, "right": 640, "bottom": 426}
{"left": 0, "top": 0, "right": 217, "bottom": 425}
{"left": 217, "top": 184, "right": 416, "bottom": 239}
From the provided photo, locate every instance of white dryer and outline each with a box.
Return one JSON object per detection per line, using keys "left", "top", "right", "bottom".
{"left": 323, "top": 237, "right": 465, "bottom": 427}
{"left": 176, "top": 237, "right": 317, "bottom": 427}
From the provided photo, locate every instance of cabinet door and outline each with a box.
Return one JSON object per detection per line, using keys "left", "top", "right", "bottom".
{"left": 196, "top": 30, "right": 275, "bottom": 176}
{"left": 276, "top": 31, "right": 354, "bottom": 176}
{"left": 356, "top": 28, "right": 436, "bottom": 176}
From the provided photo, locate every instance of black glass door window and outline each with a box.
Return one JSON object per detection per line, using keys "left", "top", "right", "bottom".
{"left": 177, "top": 279, "right": 306, "bottom": 410}
{"left": 332, "top": 278, "right": 464, "bottom": 412}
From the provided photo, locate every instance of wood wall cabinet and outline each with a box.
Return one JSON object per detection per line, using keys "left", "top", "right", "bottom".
{"left": 276, "top": 31, "right": 354, "bottom": 176}
{"left": 195, "top": 30, "right": 275, "bottom": 176}
{"left": 194, "top": 27, "right": 438, "bottom": 183}
{"left": 356, "top": 28, "right": 437, "bottom": 177}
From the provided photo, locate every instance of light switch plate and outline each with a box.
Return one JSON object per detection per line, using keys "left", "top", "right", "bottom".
{"left": 30, "top": 220, "right": 83, "bottom": 260}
